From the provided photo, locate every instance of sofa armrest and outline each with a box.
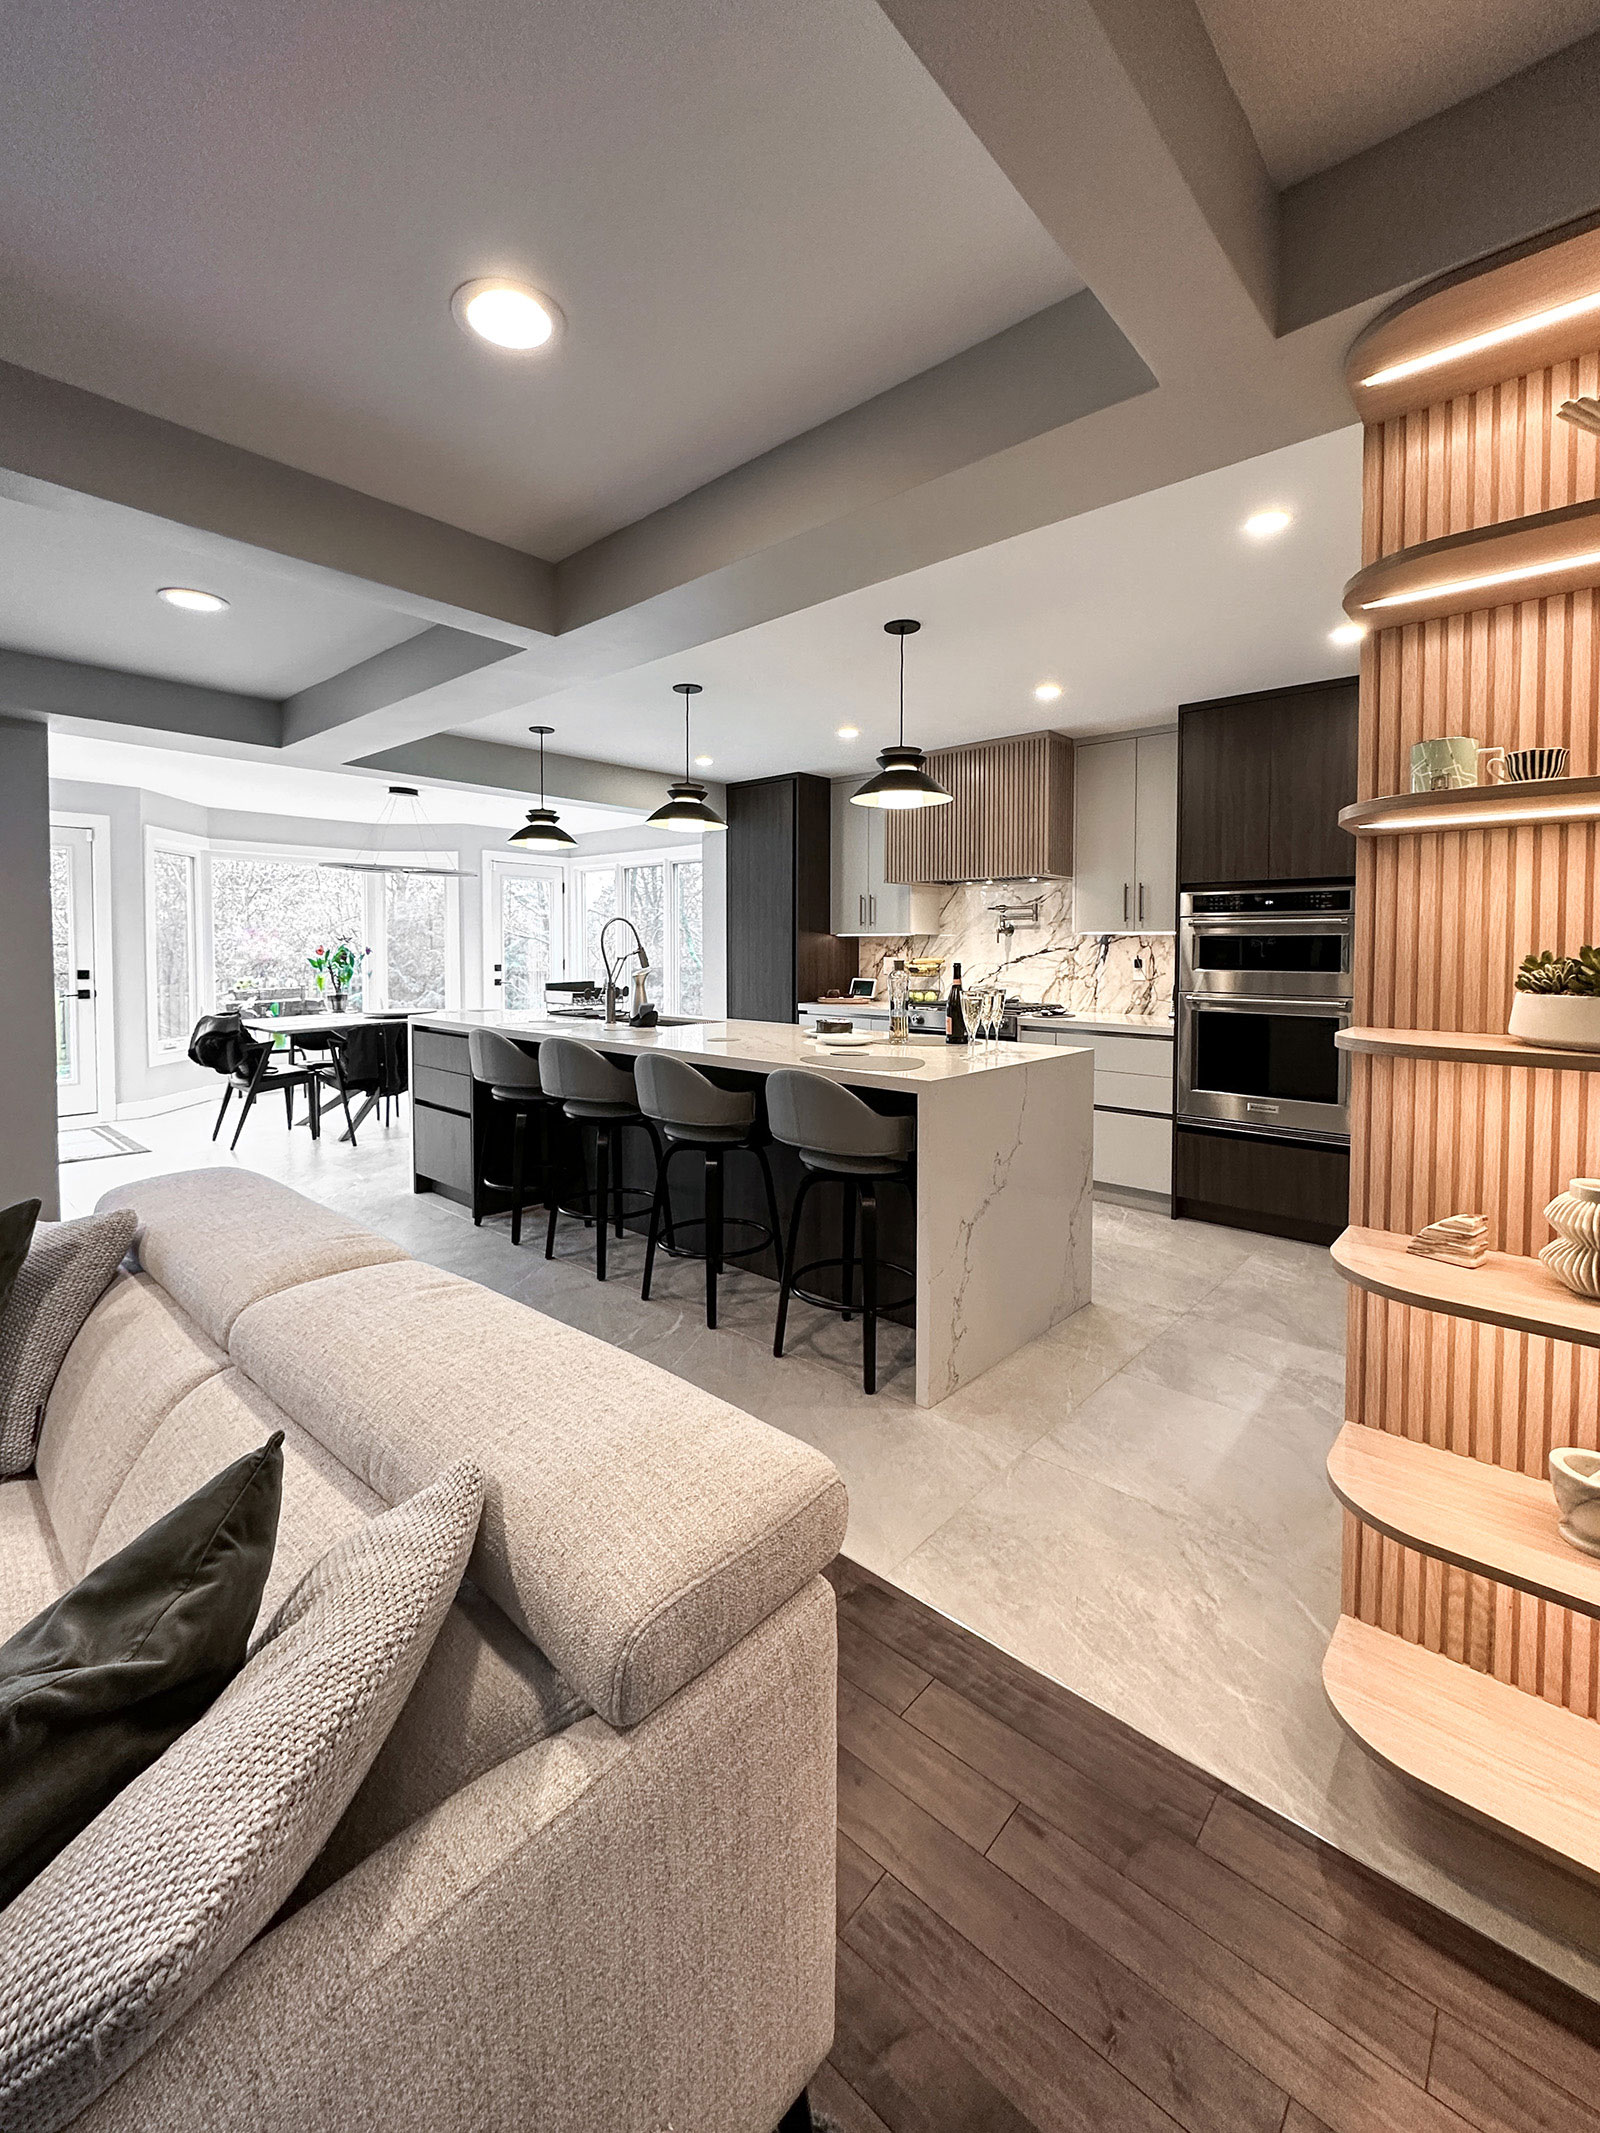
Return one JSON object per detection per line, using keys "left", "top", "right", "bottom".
{"left": 71, "top": 1577, "right": 836, "bottom": 2133}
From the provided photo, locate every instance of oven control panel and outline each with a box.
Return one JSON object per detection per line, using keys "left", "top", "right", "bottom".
{"left": 1184, "top": 887, "right": 1353, "bottom": 917}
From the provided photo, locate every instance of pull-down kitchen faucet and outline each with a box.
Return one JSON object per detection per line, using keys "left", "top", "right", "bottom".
{"left": 599, "top": 916, "right": 651, "bottom": 1025}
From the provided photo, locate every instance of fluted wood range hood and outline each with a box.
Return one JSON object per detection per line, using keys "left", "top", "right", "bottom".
{"left": 884, "top": 731, "right": 1073, "bottom": 884}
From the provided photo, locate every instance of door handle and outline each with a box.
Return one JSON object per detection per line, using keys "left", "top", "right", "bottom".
{"left": 75, "top": 988, "right": 92, "bottom": 1001}
{"left": 1122, "top": 883, "right": 1130, "bottom": 924}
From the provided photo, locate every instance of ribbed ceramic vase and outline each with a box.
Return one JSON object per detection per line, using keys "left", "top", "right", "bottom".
{"left": 1539, "top": 1177, "right": 1600, "bottom": 1298}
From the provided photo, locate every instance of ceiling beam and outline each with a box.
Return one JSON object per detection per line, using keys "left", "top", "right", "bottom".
{"left": 354, "top": 732, "right": 685, "bottom": 814}
{"left": 0, "top": 360, "right": 554, "bottom": 636}
{"left": 1279, "top": 33, "right": 1600, "bottom": 331}
{"left": 0, "top": 647, "right": 280, "bottom": 751}
{"left": 280, "top": 623, "right": 523, "bottom": 761}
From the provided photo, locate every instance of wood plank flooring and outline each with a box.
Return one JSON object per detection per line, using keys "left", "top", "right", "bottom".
{"left": 822, "top": 1558, "right": 1600, "bottom": 2133}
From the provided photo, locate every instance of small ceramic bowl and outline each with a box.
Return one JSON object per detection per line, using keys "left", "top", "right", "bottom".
{"left": 1550, "top": 1447, "right": 1600, "bottom": 1557}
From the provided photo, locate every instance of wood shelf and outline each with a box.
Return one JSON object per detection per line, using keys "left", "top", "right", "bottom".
{"left": 1327, "top": 1424, "right": 1600, "bottom": 1619}
{"left": 1337, "top": 1027, "right": 1600, "bottom": 1071}
{"left": 1343, "top": 500, "right": 1600, "bottom": 631}
{"left": 1331, "top": 1226, "right": 1600, "bottom": 1348}
{"left": 1323, "top": 1616, "right": 1600, "bottom": 1881}
{"left": 1339, "top": 775, "right": 1600, "bottom": 835}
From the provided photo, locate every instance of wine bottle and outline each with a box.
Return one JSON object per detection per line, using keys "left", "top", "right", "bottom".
{"left": 945, "top": 961, "right": 968, "bottom": 1045}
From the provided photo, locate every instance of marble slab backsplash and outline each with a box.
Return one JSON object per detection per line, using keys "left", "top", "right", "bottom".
{"left": 856, "top": 881, "right": 1174, "bottom": 1019}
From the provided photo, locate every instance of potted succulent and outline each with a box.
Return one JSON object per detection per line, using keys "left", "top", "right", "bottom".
{"left": 1509, "top": 946, "right": 1600, "bottom": 1050}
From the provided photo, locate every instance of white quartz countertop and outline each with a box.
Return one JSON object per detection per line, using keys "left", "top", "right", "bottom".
{"left": 414, "top": 1011, "right": 1082, "bottom": 1090}
{"left": 800, "top": 1002, "right": 1173, "bottom": 1039}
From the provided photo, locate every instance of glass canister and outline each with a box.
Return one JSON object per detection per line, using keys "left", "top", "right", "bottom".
{"left": 887, "top": 959, "right": 911, "bottom": 1046}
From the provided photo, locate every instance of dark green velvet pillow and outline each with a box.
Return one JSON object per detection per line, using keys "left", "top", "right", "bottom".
{"left": 0, "top": 1199, "right": 39, "bottom": 1321}
{"left": 0, "top": 1433, "right": 283, "bottom": 1906}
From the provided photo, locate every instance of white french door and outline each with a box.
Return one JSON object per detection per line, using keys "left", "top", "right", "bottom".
{"left": 485, "top": 860, "right": 566, "bottom": 1008}
{"left": 51, "top": 825, "right": 101, "bottom": 1118}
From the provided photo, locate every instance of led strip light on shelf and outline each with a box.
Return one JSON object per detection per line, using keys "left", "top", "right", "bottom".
{"left": 1343, "top": 499, "right": 1600, "bottom": 629}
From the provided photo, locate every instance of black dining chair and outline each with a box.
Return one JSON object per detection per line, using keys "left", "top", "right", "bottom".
{"left": 315, "top": 1020, "right": 409, "bottom": 1145}
{"left": 187, "top": 1011, "right": 329, "bottom": 1152}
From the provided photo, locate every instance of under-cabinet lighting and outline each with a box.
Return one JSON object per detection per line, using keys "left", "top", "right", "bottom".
{"left": 1361, "top": 290, "right": 1600, "bottom": 393}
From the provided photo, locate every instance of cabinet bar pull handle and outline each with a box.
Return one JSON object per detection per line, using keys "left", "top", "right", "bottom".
{"left": 1122, "top": 882, "right": 1130, "bottom": 924}
{"left": 1138, "top": 882, "right": 1145, "bottom": 924}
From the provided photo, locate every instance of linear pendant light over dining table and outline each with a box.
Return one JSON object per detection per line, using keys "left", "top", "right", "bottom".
{"left": 851, "top": 619, "right": 952, "bottom": 809}
{"left": 647, "top": 683, "right": 726, "bottom": 831}
{"left": 508, "top": 725, "right": 577, "bottom": 848}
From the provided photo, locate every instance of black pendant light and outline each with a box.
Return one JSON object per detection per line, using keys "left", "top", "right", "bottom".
{"left": 646, "top": 683, "right": 727, "bottom": 832}
{"left": 509, "top": 725, "right": 577, "bottom": 848}
{"left": 850, "top": 619, "right": 952, "bottom": 810}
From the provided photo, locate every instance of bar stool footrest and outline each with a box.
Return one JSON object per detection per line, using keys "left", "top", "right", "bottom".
{"left": 787, "top": 1254, "right": 914, "bottom": 1320}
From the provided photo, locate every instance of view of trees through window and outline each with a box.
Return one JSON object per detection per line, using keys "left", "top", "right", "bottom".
{"left": 676, "top": 861, "right": 703, "bottom": 1015}
{"left": 152, "top": 848, "right": 196, "bottom": 1048}
{"left": 211, "top": 856, "right": 367, "bottom": 1010}
{"left": 501, "top": 873, "right": 556, "bottom": 1010}
{"left": 384, "top": 872, "right": 447, "bottom": 1011}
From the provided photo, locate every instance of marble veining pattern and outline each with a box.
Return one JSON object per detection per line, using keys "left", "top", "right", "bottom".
{"left": 56, "top": 1108, "right": 1600, "bottom": 2011}
{"left": 859, "top": 880, "right": 1174, "bottom": 1016}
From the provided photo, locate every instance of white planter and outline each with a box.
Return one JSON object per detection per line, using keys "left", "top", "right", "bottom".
{"left": 1508, "top": 992, "right": 1600, "bottom": 1051}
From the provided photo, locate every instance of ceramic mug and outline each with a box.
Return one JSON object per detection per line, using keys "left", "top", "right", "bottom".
{"left": 1502, "top": 746, "right": 1570, "bottom": 783}
{"left": 1410, "top": 737, "right": 1502, "bottom": 791}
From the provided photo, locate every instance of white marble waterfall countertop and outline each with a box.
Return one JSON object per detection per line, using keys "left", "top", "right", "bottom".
{"left": 414, "top": 1011, "right": 1082, "bottom": 1091}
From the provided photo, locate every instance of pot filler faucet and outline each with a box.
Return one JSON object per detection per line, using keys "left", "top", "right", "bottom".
{"left": 599, "top": 917, "right": 653, "bottom": 1026}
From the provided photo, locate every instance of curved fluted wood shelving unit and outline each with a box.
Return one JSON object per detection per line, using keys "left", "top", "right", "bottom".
{"left": 1332, "top": 1226, "right": 1600, "bottom": 1348}
{"left": 1336, "top": 1027, "right": 1600, "bottom": 1071}
{"left": 1327, "top": 1424, "right": 1600, "bottom": 1618}
{"left": 1339, "top": 775, "right": 1600, "bottom": 835}
{"left": 1323, "top": 1617, "right": 1600, "bottom": 1882}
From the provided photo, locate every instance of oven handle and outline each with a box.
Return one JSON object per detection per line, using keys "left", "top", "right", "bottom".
{"left": 1181, "top": 915, "right": 1352, "bottom": 931}
{"left": 1181, "top": 994, "right": 1351, "bottom": 1017}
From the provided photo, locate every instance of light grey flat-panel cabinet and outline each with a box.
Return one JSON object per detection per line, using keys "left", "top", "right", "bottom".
{"left": 831, "top": 777, "right": 941, "bottom": 936}
{"left": 1133, "top": 730, "right": 1178, "bottom": 930}
{"left": 1072, "top": 733, "right": 1177, "bottom": 934}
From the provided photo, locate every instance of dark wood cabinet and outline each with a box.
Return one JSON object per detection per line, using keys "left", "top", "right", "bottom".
{"left": 726, "top": 774, "right": 855, "bottom": 1022}
{"left": 1173, "top": 1122, "right": 1349, "bottom": 1245}
{"left": 1179, "top": 679, "right": 1357, "bottom": 887}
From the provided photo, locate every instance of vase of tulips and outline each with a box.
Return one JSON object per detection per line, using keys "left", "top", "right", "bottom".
{"left": 308, "top": 941, "right": 362, "bottom": 1013}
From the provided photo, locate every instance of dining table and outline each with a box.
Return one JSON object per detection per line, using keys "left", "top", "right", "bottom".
{"left": 240, "top": 1009, "right": 408, "bottom": 1142}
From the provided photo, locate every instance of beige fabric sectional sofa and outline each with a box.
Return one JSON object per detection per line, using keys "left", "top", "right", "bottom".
{"left": 2, "top": 1166, "right": 847, "bottom": 2133}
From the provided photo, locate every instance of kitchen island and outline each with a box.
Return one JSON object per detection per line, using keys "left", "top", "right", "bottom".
{"left": 410, "top": 1013, "right": 1093, "bottom": 1406}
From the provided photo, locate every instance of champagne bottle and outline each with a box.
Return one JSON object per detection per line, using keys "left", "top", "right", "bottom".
{"left": 945, "top": 961, "right": 968, "bottom": 1045}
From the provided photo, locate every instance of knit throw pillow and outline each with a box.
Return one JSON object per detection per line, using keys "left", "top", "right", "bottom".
{"left": 0, "top": 1209, "right": 139, "bottom": 1478}
{"left": 0, "top": 1460, "right": 484, "bottom": 2133}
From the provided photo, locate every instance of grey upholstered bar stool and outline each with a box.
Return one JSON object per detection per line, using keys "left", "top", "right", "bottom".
{"left": 635, "top": 1053, "right": 782, "bottom": 1329}
{"left": 538, "top": 1036, "right": 664, "bottom": 1281}
{"left": 467, "top": 1029, "right": 552, "bottom": 1246}
{"left": 765, "top": 1068, "right": 915, "bottom": 1395}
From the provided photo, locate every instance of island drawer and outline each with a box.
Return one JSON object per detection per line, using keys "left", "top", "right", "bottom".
{"left": 414, "top": 1062, "right": 473, "bottom": 1114}
{"left": 413, "top": 1100, "right": 473, "bottom": 1188}
{"left": 1081, "top": 1032, "right": 1174, "bottom": 1075}
{"left": 413, "top": 1027, "right": 472, "bottom": 1076}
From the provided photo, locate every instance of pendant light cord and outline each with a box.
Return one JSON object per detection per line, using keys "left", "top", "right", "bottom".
{"left": 684, "top": 700, "right": 691, "bottom": 782}
{"left": 898, "top": 630, "right": 906, "bottom": 747}
{"left": 538, "top": 728, "right": 546, "bottom": 808}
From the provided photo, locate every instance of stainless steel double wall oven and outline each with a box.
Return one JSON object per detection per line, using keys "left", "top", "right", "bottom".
{"left": 1177, "top": 886, "right": 1352, "bottom": 1142}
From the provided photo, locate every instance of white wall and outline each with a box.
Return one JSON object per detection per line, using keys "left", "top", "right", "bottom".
{"left": 47, "top": 779, "right": 727, "bottom": 1119}
{"left": 3, "top": 719, "right": 62, "bottom": 1214}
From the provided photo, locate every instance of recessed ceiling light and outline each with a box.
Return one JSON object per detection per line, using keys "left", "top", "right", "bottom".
{"left": 1034, "top": 682, "right": 1063, "bottom": 703}
{"left": 157, "top": 586, "right": 229, "bottom": 613}
{"left": 836, "top": 725, "right": 860, "bottom": 740}
{"left": 695, "top": 754, "right": 713, "bottom": 767}
{"left": 1244, "top": 509, "right": 1292, "bottom": 540}
{"left": 451, "top": 278, "right": 562, "bottom": 351}
{"left": 1329, "top": 622, "right": 1367, "bottom": 647}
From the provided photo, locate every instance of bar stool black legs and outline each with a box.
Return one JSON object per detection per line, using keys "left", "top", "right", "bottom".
{"left": 468, "top": 1029, "right": 552, "bottom": 1246}
{"left": 641, "top": 1135, "right": 782, "bottom": 1329}
{"left": 766, "top": 1068, "right": 916, "bottom": 1396}
{"left": 545, "top": 1112, "right": 664, "bottom": 1281}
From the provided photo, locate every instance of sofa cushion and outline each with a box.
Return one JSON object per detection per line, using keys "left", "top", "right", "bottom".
{"left": 0, "top": 1462, "right": 482, "bottom": 2133}
{"left": 0, "top": 1483, "right": 68, "bottom": 1645}
{"left": 35, "top": 1273, "right": 229, "bottom": 1578}
{"left": 94, "top": 1169, "right": 407, "bottom": 1349}
{"left": 231, "top": 1259, "right": 849, "bottom": 1728}
{"left": 0, "top": 1210, "right": 139, "bottom": 1479}
{"left": 0, "top": 1434, "right": 283, "bottom": 1909}
{"left": 90, "top": 1372, "right": 383, "bottom": 1631}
